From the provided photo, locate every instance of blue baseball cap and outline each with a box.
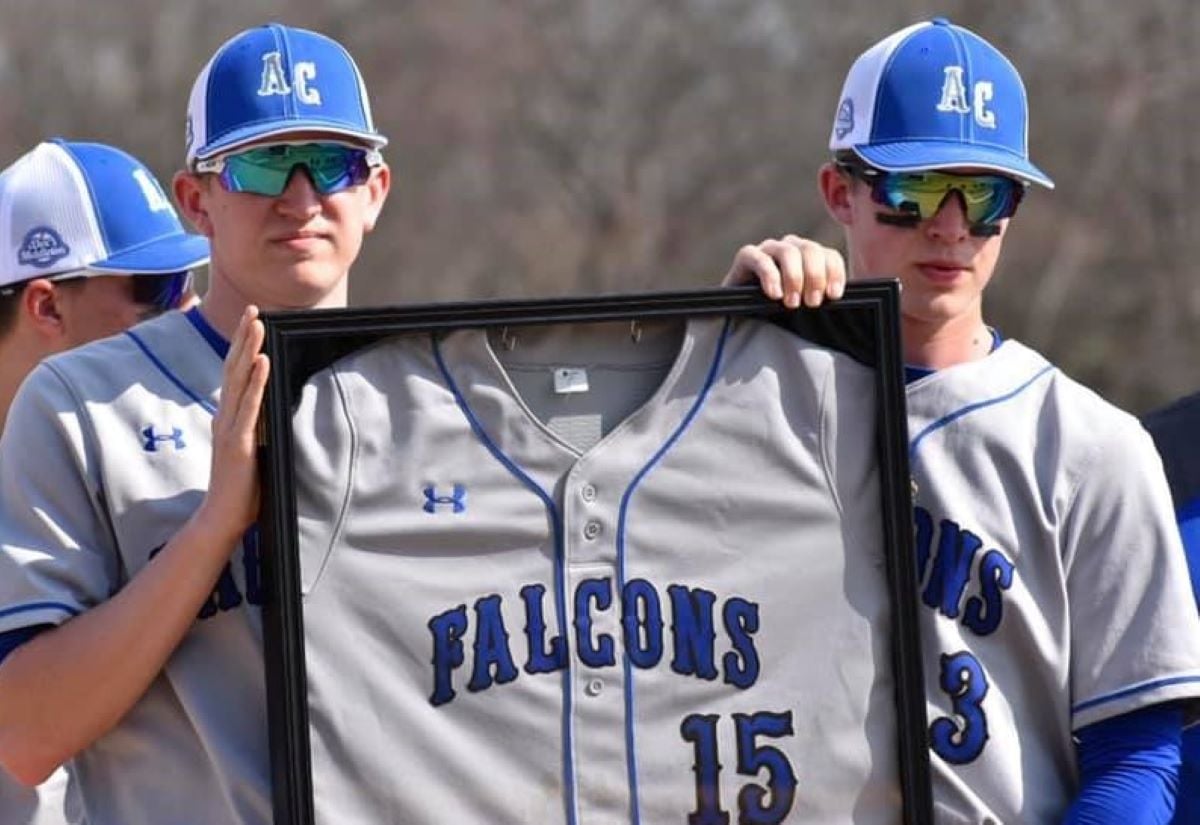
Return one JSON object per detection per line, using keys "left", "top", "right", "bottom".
{"left": 185, "top": 23, "right": 387, "bottom": 168}
{"left": 0, "top": 139, "right": 210, "bottom": 291}
{"left": 829, "top": 18, "right": 1053, "bottom": 188}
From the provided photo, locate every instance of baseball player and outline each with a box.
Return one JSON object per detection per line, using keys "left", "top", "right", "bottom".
{"left": 291, "top": 314, "right": 900, "bottom": 823}
{"left": 723, "top": 18, "right": 1200, "bottom": 823}
{"left": 1141, "top": 397, "right": 1200, "bottom": 824}
{"left": 0, "top": 24, "right": 388, "bottom": 825}
{"left": 0, "top": 138, "right": 208, "bottom": 825}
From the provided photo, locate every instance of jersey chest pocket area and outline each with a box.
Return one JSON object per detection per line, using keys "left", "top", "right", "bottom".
{"left": 297, "top": 484, "right": 555, "bottom": 595}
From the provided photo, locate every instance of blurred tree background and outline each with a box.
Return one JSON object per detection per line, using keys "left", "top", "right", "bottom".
{"left": 2, "top": 0, "right": 1196, "bottom": 413}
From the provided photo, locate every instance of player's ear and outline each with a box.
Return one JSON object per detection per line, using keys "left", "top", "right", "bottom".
{"left": 21, "top": 279, "right": 67, "bottom": 340}
{"left": 173, "top": 170, "right": 216, "bottom": 238}
{"left": 359, "top": 163, "right": 391, "bottom": 234}
{"left": 819, "top": 162, "right": 854, "bottom": 227}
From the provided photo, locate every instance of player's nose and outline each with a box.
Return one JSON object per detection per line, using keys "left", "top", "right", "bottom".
{"left": 924, "top": 191, "right": 971, "bottom": 242}
{"left": 274, "top": 166, "right": 323, "bottom": 215}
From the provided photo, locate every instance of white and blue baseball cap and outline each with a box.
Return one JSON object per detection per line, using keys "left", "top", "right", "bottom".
{"left": 829, "top": 18, "right": 1053, "bottom": 188}
{"left": 185, "top": 23, "right": 388, "bottom": 168}
{"left": 0, "top": 139, "right": 210, "bottom": 292}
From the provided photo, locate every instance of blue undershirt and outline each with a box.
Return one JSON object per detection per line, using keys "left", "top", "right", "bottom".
{"left": 1063, "top": 705, "right": 1183, "bottom": 824}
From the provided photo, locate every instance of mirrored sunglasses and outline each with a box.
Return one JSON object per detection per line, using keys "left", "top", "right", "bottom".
{"left": 196, "top": 143, "right": 382, "bottom": 197}
{"left": 839, "top": 161, "right": 1026, "bottom": 227}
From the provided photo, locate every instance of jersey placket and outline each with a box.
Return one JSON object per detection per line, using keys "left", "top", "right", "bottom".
{"left": 562, "top": 454, "right": 633, "bottom": 825}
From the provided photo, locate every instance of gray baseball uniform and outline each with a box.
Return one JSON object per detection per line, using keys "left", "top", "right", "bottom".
{"left": 0, "top": 768, "right": 76, "bottom": 825}
{"left": 0, "top": 308, "right": 270, "bottom": 825}
{"left": 905, "top": 339, "right": 1200, "bottom": 823}
{"left": 293, "top": 316, "right": 904, "bottom": 824}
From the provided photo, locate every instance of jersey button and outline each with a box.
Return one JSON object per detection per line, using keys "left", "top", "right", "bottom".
{"left": 581, "top": 483, "right": 597, "bottom": 502}
{"left": 583, "top": 520, "right": 602, "bottom": 540}
{"left": 585, "top": 678, "right": 604, "bottom": 696}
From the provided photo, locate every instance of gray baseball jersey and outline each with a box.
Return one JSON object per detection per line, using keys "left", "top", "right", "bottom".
{"left": 0, "top": 308, "right": 271, "bottom": 825}
{"left": 905, "top": 339, "right": 1200, "bottom": 823}
{"left": 0, "top": 768, "right": 75, "bottom": 825}
{"left": 293, "top": 316, "right": 904, "bottom": 824}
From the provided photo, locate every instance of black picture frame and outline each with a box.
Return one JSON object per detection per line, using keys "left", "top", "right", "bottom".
{"left": 258, "top": 282, "right": 931, "bottom": 824}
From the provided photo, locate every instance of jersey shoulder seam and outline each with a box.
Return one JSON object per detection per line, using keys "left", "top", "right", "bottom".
{"left": 305, "top": 365, "right": 361, "bottom": 592}
{"left": 816, "top": 354, "right": 844, "bottom": 517}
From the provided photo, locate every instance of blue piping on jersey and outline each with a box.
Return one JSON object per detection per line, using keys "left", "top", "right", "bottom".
{"left": 432, "top": 334, "right": 578, "bottom": 825}
{"left": 1071, "top": 674, "right": 1200, "bottom": 715}
{"left": 618, "top": 317, "right": 732, "bottom": 825}
{"left": 125, "top": 328, "right": 218, "bottom": 416}
{"left": 908, "top": 364, "right": 1055, "bottom": 463}
{"left": 184, "top": 306, "right": 231, "bottom": 360}
{"left": 0, "top": 601, "right": 80, "bottom": 621}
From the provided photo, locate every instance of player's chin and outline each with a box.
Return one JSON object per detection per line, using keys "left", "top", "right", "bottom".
{"left": 275, "top": 265, "right": 348, "bottom": 305}
{"left": 902, "top": 291, "right": 976, "bottom": 322}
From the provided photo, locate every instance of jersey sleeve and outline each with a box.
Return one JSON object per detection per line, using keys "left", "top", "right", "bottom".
{"left": 292, "top": 362, "right": 358, "bottom": 594}
{"left": 0, "top": 363, "right": 122, "bottom": 633}
{"left": 1063, "top": 418, "right": 1200, "bottom": 730}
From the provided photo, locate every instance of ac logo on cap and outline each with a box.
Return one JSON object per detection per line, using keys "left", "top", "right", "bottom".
{"left": 258, "top": 52, "right": 322, "bottom": 105}
{"left": 132, "top": 169, "right": 174, "bottom": 214}
{"left": 936, "top": 66, "right": 996, "bottom": 130}
{"left": 18, "top": 226, "right": 70, "bottom": 268}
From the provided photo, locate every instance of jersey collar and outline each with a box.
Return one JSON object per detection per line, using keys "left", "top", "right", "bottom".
{"left": 185, "top": 306, "right": 231, "bottom": 360}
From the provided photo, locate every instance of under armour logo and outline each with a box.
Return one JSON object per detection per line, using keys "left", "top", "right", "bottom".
{"left": 143, "top": 426, "right": 186, "bottom": 452}
{"left": 423, "top": 484, "right": 466, "bottom": 514}
{"left": 18, "top": 226, "right": 70, "bottom": 268}
{"left": 834, "top": 98, "right": 855, "bottom": 139}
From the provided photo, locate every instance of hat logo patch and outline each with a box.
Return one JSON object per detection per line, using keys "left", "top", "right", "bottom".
{"left": 835, "top": 98, "right": 855, "bottom": 139}
{"left": 937, "top": 66, "right": 996, "bottom": 129}
{"left": 258, "top": 52, "right": 322, "bottom": 105}
{"left": 18, "top": 226, "right": 70, "bottom": 268}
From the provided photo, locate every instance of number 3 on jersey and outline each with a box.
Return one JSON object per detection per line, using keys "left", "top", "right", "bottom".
{"left": 930, "top": 650, "right": 990, "bottom": 764}
{"left": 680, "top": 710, "right": 798, "bottom": 824}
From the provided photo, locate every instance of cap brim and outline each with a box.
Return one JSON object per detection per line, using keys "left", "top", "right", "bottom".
{"left": 192, "top": 121, "right": 389, "bottom": 165}
{"left": 854, "top": 141, "right": 1054, "bottom": 189}
{"left": 87, "top": 233, "right": 211, "bottom": 275}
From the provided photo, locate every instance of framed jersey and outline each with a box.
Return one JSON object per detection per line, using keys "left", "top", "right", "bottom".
{"left": 258, "top": 283, "right": 931, "bottom": 825}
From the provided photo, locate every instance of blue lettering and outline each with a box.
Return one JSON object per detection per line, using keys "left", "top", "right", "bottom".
{"left": 520, "top": 584, "right": 567, "bottom": 674}
{"left": 721, "top": 598, "right": 760, "bottom": 689}
{"left": 734, "top": 711, "right": 797, "bottom": 824}
{"left": 428, "top": 605, "right": 468, "bottom": 706}
{"left": 922, "top": 519, "right": 983, "bottom": 619}
{"left": 963, "top": 550, "right": 1014, "bottom": 636}
{"left": 669, "top": 585, "right": 718, "bottom": 680}
{"left": 622, "top": 578, "right": 664, "bottom": 669}
{"left": 930, "top": 650, "right": 990, "bottom": 764}
{"left": 681, "top": 713, "right": 727, "bottom": 825}
{"left": 913, "top": 506, "right": 934, "bottom": 583}
{"left": 241, "top": 527, "right": 263, "bottom": 606}
{"left": 468, "top": 594, "right": 519, "bottom": 692}
{"left": 200, "top": 563, "right": 243, "bottom": 619}
{"left": 153, "top": 534, "right": 258, "bottom": 620}
{"left": 574, "top": 578, "right": 616, "bottom": 668}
